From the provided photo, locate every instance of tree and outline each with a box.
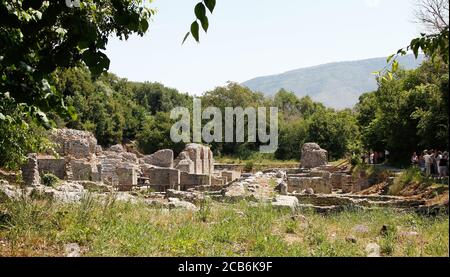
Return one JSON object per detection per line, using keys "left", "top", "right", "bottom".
{"left": 414, "top": 0, "right": 449, "bottom": 33}
{"left": 136, "top": 112, "right": 186, "bottom": 155}
{"left": 202, "top": 82, "right": 265, "bottom": 157}
{"left": 0, "top": 0, "right": 153, "bottom": 126}
{"left": 383, "top": 0, "right": 449, "bottom": 78}
{"left": 275, "top": 118, "right": 308, "bottom": 160}
{"left": 306, "top": 108, "right": 360, "bottom": 160}
{"left": 357, "top": 60, "right": 449, "bottom": 163}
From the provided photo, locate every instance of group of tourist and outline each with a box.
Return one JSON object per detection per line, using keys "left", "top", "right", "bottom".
{"left": 411, "top": 150, "right": 449, "bottom": 178}
{"left": 361, "top": 151, "right": 389, "bottom": 165}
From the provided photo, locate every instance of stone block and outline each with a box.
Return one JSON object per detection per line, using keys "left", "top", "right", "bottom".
{"left": 300, "top": 143, "right": 328, "bottom": 169}
{"left": 70, "top": 160, "right": 94, "bottom": 181}
{"left": 147, "top": 168, "right": 180, "bottom": 188}
{"left": 21, "top": 154, "right": 40, "bottom": 187}
{"left": 116, "top": 165, "right": 138, "bottom": 188}
{"left": 144, "top": 149, "right": 174, "bottom": 168}
{"left": 221, "top": 171, "right": 241, "bottom": 183}
{"left": 287, "top": 176, "right": 332, "bottom": 194}
{"left": 37, "top": 157, "right": 66, "bottom": 179}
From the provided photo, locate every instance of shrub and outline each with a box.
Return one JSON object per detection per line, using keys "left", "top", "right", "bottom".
{"left": 244, "top": 161, "right": 254, "bottom": 172}
{"left": 350, "top": 155, "right": 362, "bottom": 166}
{"left": 42, "top": 173, "right": 60, "bottom": 187}
{"left": 389, "top": 167, "right": 431, "bottom": 195}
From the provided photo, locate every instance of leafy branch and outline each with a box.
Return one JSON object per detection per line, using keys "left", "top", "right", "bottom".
{"left": 183, "top": 0, "right": 216, "bottom": 44}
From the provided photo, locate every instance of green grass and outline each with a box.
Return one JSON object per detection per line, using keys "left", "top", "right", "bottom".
{"left": 0, "top": 196, "right": 448, "bottom": 257}
{"left": 389, "top": 167, "right": 433, "bottom": 195}
{"left": 216, "top": 153, "right": 298, "bottom": 166}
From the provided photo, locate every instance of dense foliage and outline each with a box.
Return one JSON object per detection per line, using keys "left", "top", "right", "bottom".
{"left": 356, "top": 60, "right": 449, "bottom": 162}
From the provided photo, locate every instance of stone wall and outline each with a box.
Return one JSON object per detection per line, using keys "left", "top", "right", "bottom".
{"left": 287, "top": 176, "right": 332, "bottom": 194}
{"left": 220, "top": 171, "right": 241, "bottom": 183}
{"left": 21, "top": 154, "right": 40, "bottom": 187}
{"left": 146, "top": 168, "right": 180, "bottom": 191}
{"left": 50, "top": 129, "right": 97, "bottom": 159}
{"left": 143, "top": 149, "right": 174, "bottom": 168}
{"left": 179, "top": 172, "right": 210, "bottom": 190}
{"left": 37, "top": 157, "right": 66, "bottom": 179}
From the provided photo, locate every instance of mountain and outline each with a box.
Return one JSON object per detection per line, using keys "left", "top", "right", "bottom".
{"left": 242, "top": 54, "right": 425, "bottom": 109}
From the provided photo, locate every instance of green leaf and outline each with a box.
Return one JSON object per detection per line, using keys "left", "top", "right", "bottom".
{"left": 191, "top": 21, "right": 200, "bottom": 42}
{"left": 182, "top": 32, "right": 190, "bottom": 44}
{"left": 140, "top": 19, "right": 149, "bottom": 33}
{"left": 200, "top": 16, "right": 209, "bottom": 32}
{"left": 0, "top": 112, "right": 5, "bottom": 121}
{"left": 195, "top": 3, "right": 207, "bottom": 20}
{"left": 392, "top": 60, "right": 399, "bottom": 72}
{"left": 387, "top": 72, "right": 394, "bottom": 80}
{"left": 204, "top": 0, "right": 216, "bottom": 13}
{"left": 387, "top": 54, "right": 395, "bottom": 63}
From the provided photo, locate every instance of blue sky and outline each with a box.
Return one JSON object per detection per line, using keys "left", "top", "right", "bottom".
{"left": 105, "top": 0, "right": 420, "bottom": 95}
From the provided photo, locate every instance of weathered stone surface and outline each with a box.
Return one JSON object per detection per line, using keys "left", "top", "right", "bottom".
{"left": 50, "top": 129, "right": 97, "bottom": 159}
{"left": 276, "top": 182, "right": 288, "bottom": 195}
{"left": 166, "top": 189, "right": 205, "bottom": 204}
{"left": 146, "top": 168, "right": 180, "bottom": 190}
{"left": 168, "top": 198, "right": 199, "bottom": 211}
{"left": 109, "top": 144, "right": 124, "bottom": 153}
{"left": 352, "top": 224, "right": 370, "bottom": 234}
{"left": 177, "top": 144, "right": 214, "bottom": 175}
{"left": 175, "top": 157, "right": 195, "bottom": 174}
{"left": 287, "top": 176, "right": 332, "bottom": 194}
{"left": 78, "top": 181, "right": 112, "bottom": 193}
{"left": 275, "top": 170, "right": 287, "bottom": 179}
{"left": 0, "top": 180, "right": 23, "bottom": 201}
{"left": 144, "top": 149, "right": 174, "bottom": 168}
{"left": 221, "top": 171, "right": 241, "bottom": 183}
{"left": 32, "top": 182, "right": 87, "bottom": 203}
{"left": 365, "top": 243, "right": 381, "bottom": 257}
{"left": 116, "top": 165, "right": 138, "bottom": 190}
{"left": 272, "top": 195, "right": 299, "bottom": 212}
{"left": 300, "top": 143, "right": 328, "bottom": 169}
{"left": 64, "top": 243, "right": 81, "bottom": 257}
{"left": 37, "top": 157, "right": 66, "bottom": 179}
{"left": 21, "top": 154, "right": 40, "bottom": 187}
{"left": 70, "top": 159, "right": 97, "bottom": 181}
{"left": 210, "top": 175, "right": 226, "bottom": 187}
{"left": 330, "top": 173, "right": 349, "bottom": 190}
{"left": 179, "top": 172, "right": 210, "bottom": 189}
{"left": 221, "top": 182, "right": 247, "bottom": 202}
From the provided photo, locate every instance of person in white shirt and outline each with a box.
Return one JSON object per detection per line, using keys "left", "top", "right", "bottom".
{"left": 423, "top": 150, "right": 432, "bottom": 177}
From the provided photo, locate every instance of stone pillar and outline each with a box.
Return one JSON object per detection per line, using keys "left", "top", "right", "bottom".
{"left": 22, "top": 153, "right": 40, "bottom": 187}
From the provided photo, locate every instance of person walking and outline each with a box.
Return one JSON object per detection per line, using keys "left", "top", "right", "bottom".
{"left": 439, "top": 152, "right": 449, "bottom": 178}
{"left": 419, "top": 155, "right": 426, "bottom": 173}
{"left": 424, "top": 150, "right": 432, "bottom": 177}
{"left": 411, "top": 152, "right": 419, "bottom": 166}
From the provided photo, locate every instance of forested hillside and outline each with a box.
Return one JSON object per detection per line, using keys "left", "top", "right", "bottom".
{"left": 2, "top": 59, "right": 447, "bottom": 170}
{"left": 243, "top": 55, "right": 425, "bottom": 109}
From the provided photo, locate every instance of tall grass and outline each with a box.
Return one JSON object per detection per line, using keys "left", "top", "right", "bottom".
{"left": 389, "top": 167, "right": 433, "bottom": 195}
{"left": 0, "top": 197, "right": 448, "bottom": 257}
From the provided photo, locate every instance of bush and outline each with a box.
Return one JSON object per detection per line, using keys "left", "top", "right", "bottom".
{"left": 389, "top": 167, "right": 431, "bottom": 195}
{"left": 350, "top": 155, "right": 362, "bottom": 166}
{"left": 42, "top": 173, "right": 60, "bottom": 187}
{"left": 244, "top": 161, "right": 254, "bottom": 172}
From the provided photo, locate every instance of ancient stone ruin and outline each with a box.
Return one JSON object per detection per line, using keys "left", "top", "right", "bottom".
{"left": 300, "top": 143, "right": 328, "bottom": 169}
{"left": 10, "top": 137, "right": 445, "bottom": 215}
{"left": 21, "top": 129, "right": 241, "bottom": 193}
